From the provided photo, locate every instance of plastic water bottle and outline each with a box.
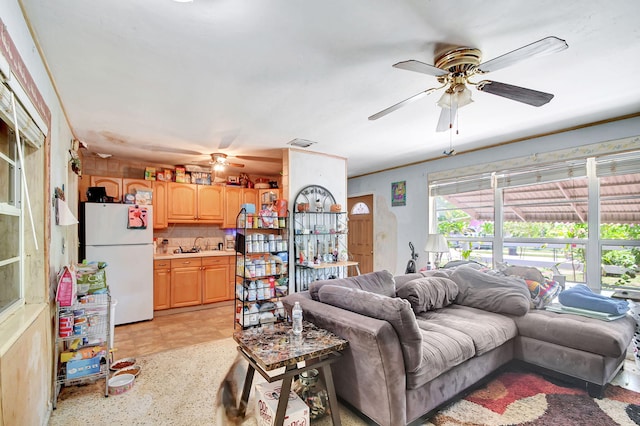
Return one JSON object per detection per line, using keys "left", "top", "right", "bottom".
{"left": 292, "top": 301, "right": 303, "bottom": 335}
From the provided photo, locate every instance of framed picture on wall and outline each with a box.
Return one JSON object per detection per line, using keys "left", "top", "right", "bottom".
{"left": 392, "top": 181, "right": 406, "bottom": 206}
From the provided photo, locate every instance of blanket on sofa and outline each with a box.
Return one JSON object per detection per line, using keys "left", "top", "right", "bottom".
{"left": 449, "top": 265, "right": 531, "bottom": 316}
{"left": 558, "top": 284, "right": 629, "bottom": 314}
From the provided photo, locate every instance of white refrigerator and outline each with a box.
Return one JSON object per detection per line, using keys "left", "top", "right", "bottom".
{"left": 81, "top": 203, "right": 154, "bottom": 325}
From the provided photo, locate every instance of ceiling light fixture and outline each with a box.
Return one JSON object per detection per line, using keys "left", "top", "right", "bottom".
{"left": 287, "top": 138, "right": 317, "bottom": 148}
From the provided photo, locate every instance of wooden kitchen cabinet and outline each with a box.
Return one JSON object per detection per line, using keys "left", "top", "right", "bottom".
{"left": 170, "top": 258, "right": 202, "bottom": 307}
{"left": 202, "top": 257, "right": 231, "bottom": 303}
{"left": 167, "top": 182, "right": 223, "bottom": 223}
{"left": 152, "top": 180, "right": 168, "bottom": 229}
{"left": 258, "top": 188, "right": 280, "bottom": 208}
{"left": 197, "top": 185, "right": 224, "bottom": 222}
{"left": 79, "top": 175, "right": 91, "bottom": 202}
{"left": 90, "top": 176, "right": 122, "bottom": 202}
{"left": 123, "top": 178, "right": 152, "bottom": 195}
{"left": 153, "top": 259, "right": 171, "bottom": 310}
{"left": 243, "top": 188, "right": 259, "bottom": 209}
{"left": 223, "top": 187, "right": 258, "bottom": 228}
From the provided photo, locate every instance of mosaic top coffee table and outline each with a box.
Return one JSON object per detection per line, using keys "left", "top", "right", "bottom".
{"left": 233, "top": 321, "right": 349, "bottom": 426}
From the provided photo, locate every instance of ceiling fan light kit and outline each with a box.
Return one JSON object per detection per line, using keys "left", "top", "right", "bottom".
{"left": 369, "top": 36, "right": 568, "bottom": 132}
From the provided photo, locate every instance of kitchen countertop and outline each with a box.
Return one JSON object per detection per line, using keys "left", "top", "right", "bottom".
{"left": 154, "top": 250, "right": 237, "bottom": 260}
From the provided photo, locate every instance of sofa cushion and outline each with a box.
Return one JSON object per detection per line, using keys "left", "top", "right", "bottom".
{"left": 417, "top": 305, "right": 518, "bottom": 355}
{"left": 406, "top": 321, "right": 476, "bottom": 388}
{"left": 396, "top": 277, "right": 459, "bottom": 313}
{"left": 317, "top": 285, "right": 423, "bottom": 372}
{"left": 450, "top": 265, "right": 531, "bottom": 316}
{"left": 513, "top": 309, "right": 636, "bottom": 358}
{"left": 309, "top": 270, "right": 395, "bottom": 301}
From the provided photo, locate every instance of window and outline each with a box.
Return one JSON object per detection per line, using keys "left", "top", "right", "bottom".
{"left": 350, "top": 202, "right": 370, "bottom": 215}
{"left": 429, "top": 149, "right": 640, "bottom": 290}
{"left": 431, "top": 173, "right": 494, "bottom": 264}
{"left": 0, "top": 120, "right": 21, "bottom": 314}
{"left": 597, "top": 152, "right": 640, "bottom": 288}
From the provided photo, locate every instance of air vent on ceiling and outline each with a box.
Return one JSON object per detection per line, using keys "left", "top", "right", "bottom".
{"left": 287, "top": 138, "right": 317, "bottom": 148}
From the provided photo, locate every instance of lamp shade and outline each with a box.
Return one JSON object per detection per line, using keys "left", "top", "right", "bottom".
{"left": 424, "top": 234, "right": 449, "bottom": 253}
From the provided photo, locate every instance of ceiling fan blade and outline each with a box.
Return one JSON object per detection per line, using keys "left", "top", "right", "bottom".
{"left": 228, "top": 162, "right": 245, "bottom": 168}
{"left": 393, "top": 60, "right": 449, "bottom": 77}
{"left": 477, "top": 80, "right": 554, "bottom": 107}
{"left": 235, "top": 155, "right": 281, "bottom": 163}
{"left": 436, "top": 103, "right": 458, "bottom": 132}
{"left": 368, "top": 88, "right": 438, "bottom": 121}
{"left": 476, "top": 36, "right": 568, "bottom": 74}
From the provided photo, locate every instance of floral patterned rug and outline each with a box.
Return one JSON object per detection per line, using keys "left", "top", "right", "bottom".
{"left": 428, "top": 371, "right": 640, "bottom": 426}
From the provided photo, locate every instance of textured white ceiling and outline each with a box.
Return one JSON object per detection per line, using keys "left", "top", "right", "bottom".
{"left": 18, "top": 0, "right": 640, "bottom": 176}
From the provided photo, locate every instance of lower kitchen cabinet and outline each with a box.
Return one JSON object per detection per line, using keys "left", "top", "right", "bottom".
{"left": 170, "top": 258, "right": 203, "bottom": 307}
{"left": 154, "top": 255, "right": 235, "bottom": 310}
{"left": 202, "top": 257, "right": 232, "bottom": 304}
{"left": 153, "top": 259, "right": 171, "bottom": 310}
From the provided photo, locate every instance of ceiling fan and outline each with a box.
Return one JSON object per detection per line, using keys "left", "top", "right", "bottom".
{"left": 368, "top": 36, "right": 568, "bottom": 131}
{"left": 209, "top": 153, "right": 245, "bottom": 170}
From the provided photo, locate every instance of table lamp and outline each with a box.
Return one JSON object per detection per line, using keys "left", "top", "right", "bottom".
{"left": 424, "top": 233, "right": 449, "bottom": 269}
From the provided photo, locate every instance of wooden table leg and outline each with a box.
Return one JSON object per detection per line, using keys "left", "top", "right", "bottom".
{"left": 238, "top": 364, "right": 255, "bottom": 418}
{"left": 320, "top": 364, "right": 342, "bottom": 426}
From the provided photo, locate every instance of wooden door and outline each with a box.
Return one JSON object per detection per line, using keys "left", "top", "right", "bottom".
{"left": 347, "top": 194, "right": 374, "bottom": 274}
{"left": 223, "top": 186, "right": 242, "bottom": 228}
{"left": 90, "top": 176, "right": 122, "bottom": 202}
{"left": 153, "top": 260, "right": 171, "bottom": 310}
{"left": 198, "top": 185, "right": 224, "bottom": 222}
{"left": 122, "top": 178, "right": 152, "bottom": 195}
{"left": 202, "top": 257, "right": 230, "bottom": 303}
{"left": 170, "top": 258, "right": 202, "bottom": 307}
{"left": 167, "top": 182, "right": 197, "bottom": 222}
{"left": 152, "top": 181, "right": 168, "bottom": 229}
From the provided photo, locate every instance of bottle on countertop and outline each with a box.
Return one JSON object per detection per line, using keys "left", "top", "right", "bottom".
{"left": 292, "top": 301, "right": 303, "bottom": 335}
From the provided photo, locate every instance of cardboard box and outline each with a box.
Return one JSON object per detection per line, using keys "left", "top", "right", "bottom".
{"left": 255, "top": 380, "right": 309, "bottom": 426}
{"left": 144, "top": 167, "right": 156, "bottom": 181}
{"left": 175, "top": 167, "right": 188, "bottom": 183}
{"left": 66, "top": 355, "right": 104, "bottom": 379}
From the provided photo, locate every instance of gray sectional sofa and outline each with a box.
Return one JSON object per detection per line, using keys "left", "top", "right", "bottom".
{"left": 283, "top": 266, "right": 636, "bottom": 426}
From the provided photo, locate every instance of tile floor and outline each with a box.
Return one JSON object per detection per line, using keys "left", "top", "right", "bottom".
{"left": 113, "top": 302, "right": 235, "bottom": 359}
{"left": 113, "top": 303, "right": 640, "bottom": 393}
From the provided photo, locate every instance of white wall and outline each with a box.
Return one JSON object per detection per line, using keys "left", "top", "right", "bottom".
{"left": 348, "top": 116, "right": 640, "bottom": 275}
{"left": 285, "top": 149, "right": 347, "bottom": 291}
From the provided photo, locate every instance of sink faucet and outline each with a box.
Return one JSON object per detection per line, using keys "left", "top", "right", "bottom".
{"left": 193, "top": 236, "right": 204, "bottom": 252}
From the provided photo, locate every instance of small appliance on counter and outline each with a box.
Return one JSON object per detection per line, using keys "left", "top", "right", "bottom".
{"left": 86, "top": 187, "right": 115, "bottom": 203}
{"left": 225, "top": 234, "right": 236, "bottom": 251}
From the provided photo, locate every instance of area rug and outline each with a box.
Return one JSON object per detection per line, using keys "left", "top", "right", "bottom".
{"left": 427, "top": 371, "right": 640, "bottom": 426}
{"left": 49, "top": 338, "right": 639, "bottom": 426}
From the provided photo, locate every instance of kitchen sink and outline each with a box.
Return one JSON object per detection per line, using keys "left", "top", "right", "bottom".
{"left": 173, "top": 248, "right": 201, "bottom": 254}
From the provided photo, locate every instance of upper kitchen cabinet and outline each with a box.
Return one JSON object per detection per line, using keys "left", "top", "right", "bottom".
{"left": 167, "top": 182, "right": 223, "bottom": 223}
{"left": 123, "top": 178, "right": 152, "bottom": 195}
{"left": 223, "top": 187, "right": 258, "bottom": 228}
{"left": 152, "top": 181, "right": 168, "bottom": 229}
{"left": 90, "top": 176, "right": 122, "bottom": 202}
{"left": 258, "top": 189, "right": 280, "bottom": 209}
{"left": 198, "top": 185, "right": 224, "bottom": 222}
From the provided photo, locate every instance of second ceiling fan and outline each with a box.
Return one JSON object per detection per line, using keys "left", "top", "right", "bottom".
{"left": 368, "top": 36, "right": 568, "bottom": 131}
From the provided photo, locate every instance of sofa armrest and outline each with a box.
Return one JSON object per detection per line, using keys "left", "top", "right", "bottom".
{"left": 283, "top": 292, "right": 408, "bottom": 426}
